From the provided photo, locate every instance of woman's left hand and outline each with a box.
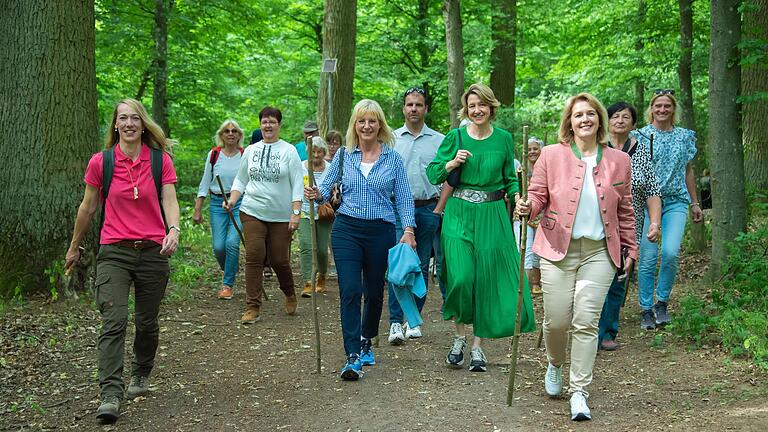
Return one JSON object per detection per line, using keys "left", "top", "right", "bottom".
{"left": 623, "top": 256, "right": 635, "bottom": 276}
{"left": 160, "top": 229, "right": 180, "bottom": 256}
{"left": 400, "top": 231, "right": 417, "bottom": 249}
{"left": 288, "top": 214, "right": 300, "bottom": 232}
{"left": 691, "top": 204, "right": 703, "bottom": 223}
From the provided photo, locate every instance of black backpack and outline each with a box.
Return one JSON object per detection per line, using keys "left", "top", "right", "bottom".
{"left": 100, "top": 147, "right": 164, "bottom": 230}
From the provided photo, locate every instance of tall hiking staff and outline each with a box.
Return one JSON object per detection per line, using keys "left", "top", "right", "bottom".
{"left": 305, "top": 136, "right": 323, "bottom": 374}
{"left": 216, "top": 175, "right": 268, "bottom": 301}
{"left": 507, "top": 125, "right": 529, "bottom": 405}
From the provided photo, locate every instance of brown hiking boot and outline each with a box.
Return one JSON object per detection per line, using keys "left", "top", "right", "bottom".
{"left": 301, "top": 281, "right": 312, "bottom": 298}
{"left": 241, "top": 307, "right": 260, "bottom": 324}
{"left": 285, "top": 294, "right": 298, "bottom": 315}
{"left": 316, "top": 274, "right": 327, "bottom": 293}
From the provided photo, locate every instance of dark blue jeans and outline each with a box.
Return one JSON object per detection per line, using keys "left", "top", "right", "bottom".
{"left": 597, "top": 272, "right": 625, "bottom": 342}
{"left": 388, "top": 202, "right": 441, "bottom": 324}
{"left": 332, "top": 215, "right": 395, "bottom": 356}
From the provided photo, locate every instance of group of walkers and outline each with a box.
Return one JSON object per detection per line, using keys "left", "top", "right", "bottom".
{"left": 64, "top": 83, "right": 701, "bottom": 423}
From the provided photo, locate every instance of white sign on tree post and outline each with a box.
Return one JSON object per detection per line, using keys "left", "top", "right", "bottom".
{"left": 322, "top": 58, "right": 338, "bottom": 131}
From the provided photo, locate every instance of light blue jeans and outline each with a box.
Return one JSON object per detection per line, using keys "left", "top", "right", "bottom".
{"left": 637, "top": 200, "right": 688, "bottom": 310}
{"left": 209, "top": 194, "right": 242, "bottom": 288}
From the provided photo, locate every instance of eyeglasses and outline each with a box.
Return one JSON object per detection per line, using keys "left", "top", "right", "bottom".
{"left": 653, "top": 89, "right": 675, "bottom": 96}
{"left": 260, "top": 120, "right": 279, "bottom": 126}
{"left": 404, "top": 87, "right": 427, "bottom": 98}
{"left": 222, "top": 128, "right": 240, "bottom": 134}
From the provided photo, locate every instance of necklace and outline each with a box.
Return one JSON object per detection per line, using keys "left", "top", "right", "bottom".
{"left": 121, "top": 160, "right": 139, "bottom": 200}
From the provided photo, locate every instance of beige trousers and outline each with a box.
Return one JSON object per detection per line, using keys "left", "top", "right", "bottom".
{"left": 541, "top": 237, "right": 615, "bottom": 397}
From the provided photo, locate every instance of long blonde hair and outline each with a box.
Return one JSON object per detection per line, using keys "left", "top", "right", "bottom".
{"left": 345, "top": 99, "right": 394, "bottom": 152}
{"left": 104, "top": 98, "right": 176, "bottom": 151}
{"left": 558, "top": 92, "right": 609, "bottom": 146}
{"left": 213, "top": 119, "right": 244, "bottom": 148}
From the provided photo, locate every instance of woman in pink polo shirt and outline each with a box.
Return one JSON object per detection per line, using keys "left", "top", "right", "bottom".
{"left": 517, "top": 93, "right": 637, "bottom": 422}
{"left": 64, "top": 98, "right": 180, "bottom": 422}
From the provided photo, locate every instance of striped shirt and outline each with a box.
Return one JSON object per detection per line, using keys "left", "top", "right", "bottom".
{"left": 318, "top": 143, "right": 416, "bottom": 228}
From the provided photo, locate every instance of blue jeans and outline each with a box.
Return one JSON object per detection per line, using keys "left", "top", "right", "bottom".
{"left": 209, "top": 194, "right": 242, "bottom": 287}
{"left": 597, "top": 273, "right": 625, "bottom": 342}
{"left": 388, "top": 202, "right": 441, "bottom": 324}
{"left": 332, "top": 215, "right": 395, "bottom": 356}
{"left": 637, "top": 200, "right": 688, "bottom": 310}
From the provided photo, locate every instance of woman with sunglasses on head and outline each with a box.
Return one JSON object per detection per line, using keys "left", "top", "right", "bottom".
{"left": 225, "top": 107, "right": 304, "bottom": 325}
{"left": 427, "top": 83, "right": 535, "bottom": 374}
{"left": 193, "top": 120, "right": 245, "bottom": 300}
{"left": 635, "top": 90, "right": 702, "bottom": 330}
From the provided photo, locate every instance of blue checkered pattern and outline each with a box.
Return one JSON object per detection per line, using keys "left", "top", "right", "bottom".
{"left": 319, "top": 145, "right": 416, "bottom": 228}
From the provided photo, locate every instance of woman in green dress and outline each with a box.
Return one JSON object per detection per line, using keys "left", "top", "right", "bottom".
{"left": 427, "top": 83, "right": 535, "bottom": 372}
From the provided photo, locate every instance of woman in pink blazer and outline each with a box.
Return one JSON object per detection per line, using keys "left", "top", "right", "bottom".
{"left": 517, "top": 93, "right": 637, "bottom": 422}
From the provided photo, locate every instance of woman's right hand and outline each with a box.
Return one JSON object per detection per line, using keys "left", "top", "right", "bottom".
{"left": 64, "top": 246, "right": 81, "bottom": 274}
{"left": 222, "top": 200, "right": 232, "bottom": 212}
{"left": 446, "top": 149, "right": 473, "bottom": 172}
{"left": 516, "top": 198, "right": 531, "bottom": 216}
{"left": 304, "top": 186, "right": 320, "bottom": 200}
{"left": 192, "top": 209, "right": 203, "bottom": 224}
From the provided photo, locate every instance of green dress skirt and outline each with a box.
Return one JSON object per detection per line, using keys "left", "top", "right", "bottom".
{"left": 427, "top": 127, "right": 536, "bottom": 338}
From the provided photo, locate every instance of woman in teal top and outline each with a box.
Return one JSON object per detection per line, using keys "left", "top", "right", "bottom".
{"left": 427, "top": 83, "right": 535, "bottom": 373}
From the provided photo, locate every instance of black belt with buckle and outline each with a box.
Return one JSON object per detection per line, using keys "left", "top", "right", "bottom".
{"left": 452, "top": 189, "right": 505, "bottom": 203}
{"left": 114, "top": 240, "right": 156, "bottom": 250}
{"left": 414, "top": 197, "right": 439, "bottom": 208}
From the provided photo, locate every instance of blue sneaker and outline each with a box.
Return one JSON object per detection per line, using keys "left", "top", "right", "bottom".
{"left": 340, "top": 354, "right": 363, "bottom": 381}
{"left": 360, "top": 338, "right": 375, "bottom": 366}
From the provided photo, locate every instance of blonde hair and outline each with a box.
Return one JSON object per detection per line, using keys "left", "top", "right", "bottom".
{"left": 459, "top": 83, "right": 501, "bottom": 121}
{"left": 213, "top": 119, "right": 244, "bottom": 148}
{"left": 645, "top": 93, "right": 679, "bottom": 125}
{"left": 345, "top": 99, "right": 394, "bottom": 151}
{"left": 558, "top": 92, "right": 609, "bottom": 146}
{"left": 104, "top": 98, "right": 175, "bottom": 151}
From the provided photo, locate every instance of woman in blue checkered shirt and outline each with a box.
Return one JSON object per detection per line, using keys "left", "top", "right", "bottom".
{"left": 305, "top": 99, "right": 416, "bottom": 381}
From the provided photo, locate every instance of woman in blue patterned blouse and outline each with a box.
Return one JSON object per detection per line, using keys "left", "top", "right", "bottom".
{"left": 305, "top": 99, "right": 416, "bottom": 380}
{"left": 635, "top": 90, "right": 703, "bottom": 330}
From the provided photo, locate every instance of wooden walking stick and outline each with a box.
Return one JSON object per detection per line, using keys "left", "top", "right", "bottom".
{"left": 216, "top": 175, "right": 268, "bottom": 301}
{"left": 306, "top": 136, "right": 323, "bottom": 374}
{"left": 507, "top": 125, "right": 530, "bottom": 406}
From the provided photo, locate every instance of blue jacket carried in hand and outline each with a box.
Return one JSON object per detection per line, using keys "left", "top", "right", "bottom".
{"left": 387, "top": 243, "right": 427, "bottom": 328}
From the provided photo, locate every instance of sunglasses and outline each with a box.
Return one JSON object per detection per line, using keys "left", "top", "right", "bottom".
{"left": 222, "top": 128, "right": 240, "bottom": 134}
{"left": 653, "top": 89, "right": 675, "bottom": 96}
{"left": 404, "top": 87, "right": 427, "bottom": 98}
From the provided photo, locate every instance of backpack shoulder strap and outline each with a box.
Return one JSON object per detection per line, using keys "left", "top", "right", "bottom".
{"left": 151, "top": 148, "right": 166, "bottom": 227}
{"left": 209, "top": 146, "right": 222, "bottom": 177}
{"left": 100, "top": 148, "right": 115, "bottom": 232}
{"left": 338, "top": 148, "right": 345, "bottom": 181}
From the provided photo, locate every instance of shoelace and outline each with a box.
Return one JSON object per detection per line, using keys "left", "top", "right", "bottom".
{"left": 547, "top": 365, "right": 560, "bottom": 382}
{"left": 471, "top": 349, "right": 485, "bottom": 362}
{"left": 450, "top": 338, "right": 465, "bottom": 355}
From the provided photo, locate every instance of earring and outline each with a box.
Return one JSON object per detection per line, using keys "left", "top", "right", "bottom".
{"left": 114, "top": 128, "right": 118, "bottom": 132}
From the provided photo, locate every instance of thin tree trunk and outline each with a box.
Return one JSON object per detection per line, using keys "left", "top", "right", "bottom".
{"left": 444, "top": 0, "right": 465, "bottom": 129}
{"left": 678, "top": 0, "right": 706, "bottom": 251}
{"left": 318, "top": 0, "right": 357, "bottom": 137}
{"left": 136, "top": 65, "right": 152, "bottom": 100}
{"left": 153, "top": 0, "right": 171, "bottom": 136}
{"left": 743, "top": 0, "right": 768, "bottom": 192}
{"left": 490, "top": 0, "right": 516, "bottom": 107}
{"left": 0, "top": 0, "right": 98, "bottom": 294}
{"left": 634, "top": 0, "right": 647, "bottom": 119}
{"left": 709, "top": 0, "right": 745, "bottom": 276}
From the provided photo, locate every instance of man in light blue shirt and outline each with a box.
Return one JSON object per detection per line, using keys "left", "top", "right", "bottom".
{"left": 293, "top": 120, "right": 318, "bottom": 161}
{"left": 388, "top": 86, "right": 445, "bottom": 344}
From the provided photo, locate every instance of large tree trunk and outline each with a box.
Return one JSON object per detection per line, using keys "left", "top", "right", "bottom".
{"left": 489, "top": 0, "right": 516, "bottom": 107}
{"left": 444, "top": 0, "right": 465, "bottom": 129}
{"left": 678, "top": 0, "right": 706, "bottom": 251}
{"left": 709, "top": 0, "right": 745, "bottom": 276}
{"left": 317, "top": 0, "right": 357, "bottom": 137}
{"left": 743, "top": 0, "right": 768, "bottom": 192}
{"left": 153, "top": 0, "right": 171, "bottom": 136}
{"left": 0, "top": 0, "right": 98, "bottom": 295}
{"left": 634, "top": 0, "right": 647, "bottom": 117}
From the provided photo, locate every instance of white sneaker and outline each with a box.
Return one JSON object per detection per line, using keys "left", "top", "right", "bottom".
{"left": 388, "top": 323, "right": 405, "bottom": 345}
{"left": 404, "top": 323, "right": 422, "bottom": 339}
{"left": 570, "top": 391, "right": 591, "bottom": 421}
{"left": 544, "top": 363, "right": 563, "bottom": 396}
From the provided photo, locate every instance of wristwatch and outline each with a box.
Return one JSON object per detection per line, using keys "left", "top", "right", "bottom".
{"left": 169, "top": 224, "right": 181, "bottom": 233}
{"left": 292, "top": 209, "right": 301, "bottom": 216}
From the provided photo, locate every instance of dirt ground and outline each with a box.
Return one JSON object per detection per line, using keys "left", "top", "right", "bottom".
{"left": 2, "top": 257, "right": 767, "bottom": 432}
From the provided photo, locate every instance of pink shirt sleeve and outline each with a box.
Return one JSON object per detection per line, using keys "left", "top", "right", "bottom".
{"left": 83, "top": 152, "right": 104, "bottom": 189}
{"left": 161, "top": 152, "right": 177, "bottom": 185}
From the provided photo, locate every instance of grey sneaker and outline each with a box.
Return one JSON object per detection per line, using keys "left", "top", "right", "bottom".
{"left": 96, "top": 395, "right": 120, "bottom": 421}
{"left": 446, "top": 335, "right": 466, "bottom": 368}
{"left": 570, "top": 391, "right": 592, "bottom": 421}
{"left": 469, "top": 347, "right": 487, "bottom": 372}
{"left": 126, "top": 375, "right": 149, "bottom": 399}
{"left": 654, "top": 301, "right": 670, "bottom": 326}
{"left": 544, "top": 363, "right": 563, "bottom": 396}
{"left": 640, "top": 309, "right": 656, "bottom": 330}
{"left": 388, "top": 323, "right": 406, "bottom": 345}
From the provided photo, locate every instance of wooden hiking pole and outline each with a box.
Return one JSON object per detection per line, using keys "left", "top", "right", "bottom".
{"left": 507, "top": 125, "right": 529, "bottom": 406}
{"left": 306, "top": 136, "right": 323, "bottom": 374}
{"left": 216, "top": 175, "right": 268, "bottom": 301}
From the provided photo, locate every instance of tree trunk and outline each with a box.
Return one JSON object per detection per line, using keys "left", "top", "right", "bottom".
{"left": 317, "top": 0, "right": 357, "bottom": 137}
{"left": 489, "top": 0, "right": 516, "bottom": 107}
{"left": 743, "top": 0, "right": 768, "bottom": 192}
{"left": 634, "top": 0, "right": 646, "bottom": 118}
{"left": 0, "top": 0, "right": 98, "bottom": 295}
{"left": 153, "top": 0, "right": 171, "bottom": 136}
{"left": 678, "top": 0, "right": 706, "bottom": 251}
{"left": 709, "top": 0, "right": 745, "bottom": 276}
{"left": 444, "top": 0, "right": 466, "bottom": 128}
